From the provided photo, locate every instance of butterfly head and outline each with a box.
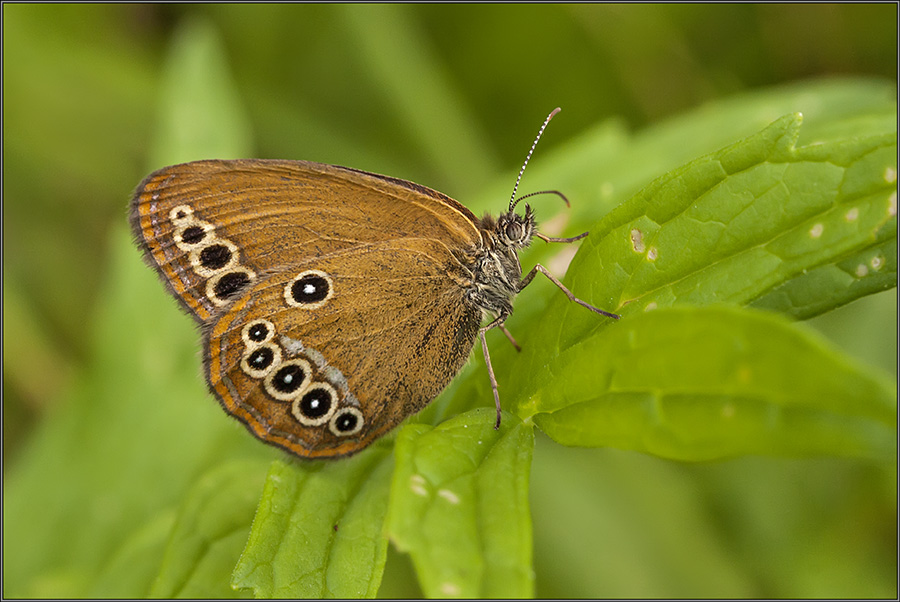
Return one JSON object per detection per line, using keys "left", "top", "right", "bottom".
{"left": 496, "top": 204, "right": 536, "bottom": 250}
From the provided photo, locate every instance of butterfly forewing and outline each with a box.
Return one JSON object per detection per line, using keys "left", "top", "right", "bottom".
{"left": 204, "top": 239, "right": 482, "bottom": 458}
{"left": 130, "top": 159, "right": 484, "bottom": 323}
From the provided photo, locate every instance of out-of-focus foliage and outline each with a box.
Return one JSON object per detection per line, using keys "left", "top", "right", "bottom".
{"left": 3, "top": 4, "right": 895, "bottom": 599}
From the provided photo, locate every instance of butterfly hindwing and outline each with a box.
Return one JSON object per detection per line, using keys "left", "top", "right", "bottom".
{"left": 204, "top": 238, "right": 483, "bottom": 458}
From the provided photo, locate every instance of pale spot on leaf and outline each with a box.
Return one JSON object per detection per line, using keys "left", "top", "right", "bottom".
{"left": 647, "top": 246, "right": 658, "bottom": 261}
{"left": 884, "top": 166, "right": 897, "bottom": 184}
{"left": 437, "top": 489, "right": 460, "bottom": 505}
{"left": 809, "top": 223, "right": 824, "bottom": 238}
{"left": 856, "top": 264, "right": 869, "bottom": 278}
{"left": 410, "top": 474, "right": 428, "bottom": 497}
{"left": 870, "top": 255, "right": 884, "bottom": 270}
{"left": 645, "top": 301, "right": 657, "bottom": 312}
{"left": 888, "top": 192, "right": 897, "bottom": 217}
{"left": 630, "top": 229, "right": 645, "bottom": 253}
{"left": 600, "top": 181, "right": 614, "bottom": 198}
{"left": 844, "top": 207, "right": 859, "bottom": 222}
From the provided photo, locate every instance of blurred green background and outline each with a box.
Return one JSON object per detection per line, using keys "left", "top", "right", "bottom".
{"left": 3, "top": 4, "right": 896, "bottom": 598}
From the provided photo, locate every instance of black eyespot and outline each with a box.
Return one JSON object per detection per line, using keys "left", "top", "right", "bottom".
{"left": 213, "top": 271, "right": 251, "bottom": 300}
{"left": 288, "top": 272, "right": 332, "bottom": 306}
{"left": 298, "top": 387, "right": 333, "bottom": 419}
{"left": 241, "top": 342, "right": 281, "bottom": 379}
{"left": 199, "top": 244, "right": 233, "bottom": 270}
{"left": 329, "top": 407, "right": 364, "bottom": 436}
{"left": 334, "top": 411, "right": 358, "bottom": 432}
{"left": 169, "top": 205, "right": 193, "bottom": 222}
{"left": 181, "top": 225, "right": 206, "bottom": 245}
{"left": 246, "top": 322, "right": 270, "bottom": 343}
{"left": 246, "top": 347, "right": 275, "bottom": 370}
{"left": 271, "top": 364, "right": 306, "bottom": 394}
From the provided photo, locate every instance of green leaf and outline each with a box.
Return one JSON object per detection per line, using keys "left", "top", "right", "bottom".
{"left": 149, "top": 15, "right": 253, "bottom": 165}
{"left": 150, "top": 461, "right": 268, "bottom": 598}
{"left": 569, "top": 112, "right": 896, "bottom": 328}
{"left": 89, "top": 511, "right": 177, "bottom": 598}
{"left": 751, "top": 237, "right": 896, "bottom": 318}
{"left": 444, "top": 86, "right": 896, "bottom": 438}
{"left": 521, "top": 305, "right": 895, "bottom": 461}
{"left": 387, "top": 408, "right": 535, "bottom": 598}
{"left": 334, "top": 4, "right": 497, "bottom": 189}
{"left": 502, "top": 108, "right": 896, "bottom": 463}
{"left": 232, "top": 446, "right": 393, "bottom": 598}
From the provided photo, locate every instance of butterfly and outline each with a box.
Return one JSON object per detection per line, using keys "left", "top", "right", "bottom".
{"left": 130, "top": 108, "right": 619, "bottom": 459}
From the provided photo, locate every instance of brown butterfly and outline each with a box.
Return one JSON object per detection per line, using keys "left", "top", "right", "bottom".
{"left": 130, "top": 108, "right": 619, "bottom": 459}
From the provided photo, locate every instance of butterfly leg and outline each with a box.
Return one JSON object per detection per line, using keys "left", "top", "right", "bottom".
{"left": 535, "top": 231, "right": 588, "bottom": 243}
{"left": 478, "top": 314, "right": 510, "bottom": 430}
{"left": 519, "top": 264, "right": 621, "bottom": 320}
{"left": 498, "top": 324, "right": 522, "bottom": 352}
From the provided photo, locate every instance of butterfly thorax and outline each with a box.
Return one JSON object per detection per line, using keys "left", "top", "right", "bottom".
{"left": 467, "top": 206, "right": 536, "bottom": 318}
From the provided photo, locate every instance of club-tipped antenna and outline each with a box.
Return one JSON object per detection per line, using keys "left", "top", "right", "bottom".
{"left": 508, "top": 107, "right": 560, "bottom": 211}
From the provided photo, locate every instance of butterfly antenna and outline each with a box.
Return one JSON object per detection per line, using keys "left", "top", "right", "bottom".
{"left": 509, "top": 107, "right": 561, "bottom": 212}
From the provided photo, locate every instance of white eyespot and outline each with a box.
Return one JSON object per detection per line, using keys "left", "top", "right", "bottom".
{"left": 263, "top": 358, "right": 313, "bottom": 402}
{"left": 190, "top": 237, "right": 240, "bottom": 277}
{"left": 169, "top": 204, "right": 194, "bottom": 223}
{"left": 284, "top": 270, "right": 334, "bottom": 309}
{"left": 241, "top": 343, "right": 282, "bottom": 379}
{"left": 242, "top": 319, "right": 276, "bottom": 347}
{"left": 329, "top": 407, "right": 364, "bottom": 437}
{"left": 291, "top": 382, "right": 338, "bottom": 426}
{"left": 206, "top": 267, "right": 255, "bottom": 306}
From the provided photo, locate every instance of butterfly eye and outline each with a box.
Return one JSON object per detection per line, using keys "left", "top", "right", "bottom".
{"left": 505, "top": 221, "right": 524, "bottom": 241}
